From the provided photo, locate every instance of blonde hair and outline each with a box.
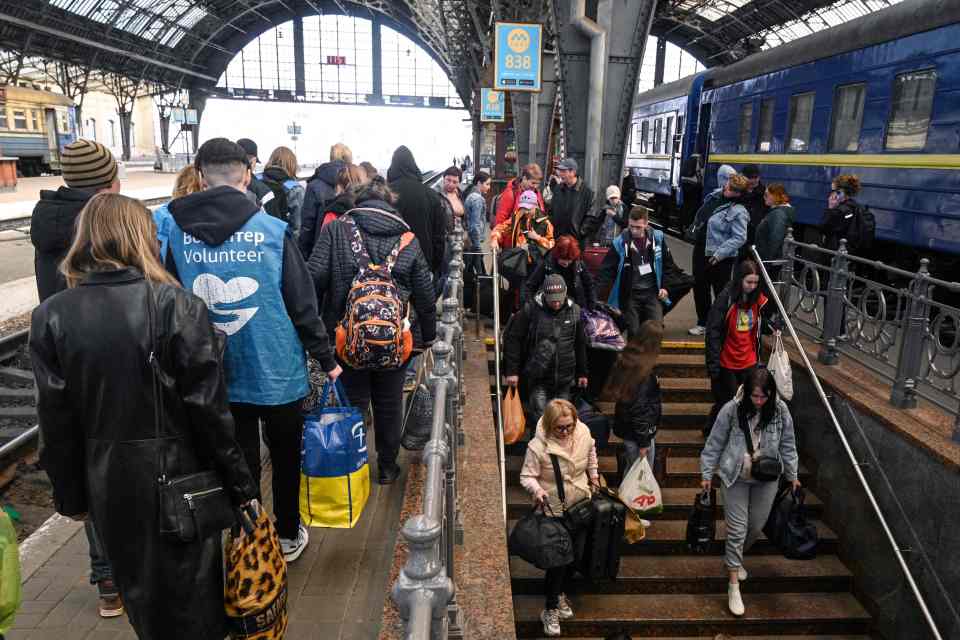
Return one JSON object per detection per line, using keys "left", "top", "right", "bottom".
{"left": 267, "top": 146, "right": 298, "bottom": 178}
{"left": 542, "top": 399, "right": 578, "bottom": 438}
{"left": 172, "top": 165, "right": 201, "bottom": 199}
{"left": 337, "top": 163, "right": 367, "bottom": 191}
{"left": 330, "top": 142, "right": 353, "bottom": 164}
{"left": 60, "top": 193, "right": 178, "bottom": 289}
{"left": 726, "top": 174, "right": 750, "bottom": 193}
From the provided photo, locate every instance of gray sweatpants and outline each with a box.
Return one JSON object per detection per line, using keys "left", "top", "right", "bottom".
{"left": 722, "top": 478, "right": 780, "bottom": 570}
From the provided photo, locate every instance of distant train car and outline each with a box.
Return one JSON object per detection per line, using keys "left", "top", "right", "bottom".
{"left": 0, "top": 85, "right": 77, "bottom": 176}
{"left": 626, "top": 0, "right": 960, "bottom": 272}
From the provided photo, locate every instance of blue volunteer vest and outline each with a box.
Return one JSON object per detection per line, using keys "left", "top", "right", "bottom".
{"left": 168, "top": 211, "right": 308, "bottom": 405}
{"left": 607, "top": 228, "right": 670, "bottom": 310}
{"left": 153, "top": 203, "right": 174, "bottom": 262}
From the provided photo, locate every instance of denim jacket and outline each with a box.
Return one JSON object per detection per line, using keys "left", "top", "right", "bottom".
{"left": 464, "top": 191, "right": 487, "bottom": 249}
{"left": 700, "top": 389, "right": 799, "bottom": 488}
{"left": 704, "top": 201, "right": 748, "bottom": 260}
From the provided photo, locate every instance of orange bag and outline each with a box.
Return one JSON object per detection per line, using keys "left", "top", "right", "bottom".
{"left": 503, "top": 386, "right": 525, "bottom": 444}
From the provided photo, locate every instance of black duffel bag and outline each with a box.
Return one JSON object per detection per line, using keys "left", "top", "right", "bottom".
{"left": 763, "top": 484, "right": 818, "bottom": 559}
{"left": 498, "top": 246, "right": 530, "bottom": 286}
{"left": 508, "top": 505, "right": 575, "bottom": 570}
{"left": 685, "top": 489, "right": 716, "bottom": 554}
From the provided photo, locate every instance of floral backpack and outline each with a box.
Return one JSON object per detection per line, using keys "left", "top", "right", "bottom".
{"left": 335, "top": 210, "right": 414, "bottom": 370}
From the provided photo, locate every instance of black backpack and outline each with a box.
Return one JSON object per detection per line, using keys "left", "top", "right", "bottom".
{"left": 846, "top": 202, "right": 876, "bottom": 252}
{"left": 261, "top": 176, "right": 296, "bottom": 222}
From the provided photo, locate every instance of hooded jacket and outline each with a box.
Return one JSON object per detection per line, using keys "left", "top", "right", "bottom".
{"left": 388, "top": 146, "right": 447, "bottom": 274}
{"left": 494, "top": 177, "right": 546, "bottom": 227}
{"left": 300, "top": 160, "right": 345, "bottom": 257}
{"left": 320, "top": 191, "right": 355, "bottom": 231}
{"left": 502, "top": 293, "right": 588, "bottom": 386}
{"left": 30, "top": 186, "right": 94, "bottom": 302}
{"left": 307, "top": 200, "right": 437, "bottom": 352}
{"left": 31, "top": 269, "right": 257, "bottom": 639}
{"left": 166, "top": 186, "right": 335, "bottom": 404}
{"left": 523, "top": 254, "right": 597, "bottom": 310}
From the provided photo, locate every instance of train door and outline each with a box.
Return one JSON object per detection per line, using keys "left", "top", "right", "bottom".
{"left": 695, "top": 102, "right": 712, "bottom": 159}
{"left": 43, "top": 108, "right": 62, "bottom": 173}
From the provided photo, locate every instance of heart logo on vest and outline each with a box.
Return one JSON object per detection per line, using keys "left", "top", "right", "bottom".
{"left": 192, "top": 274, "right": 260, "bottom": 335}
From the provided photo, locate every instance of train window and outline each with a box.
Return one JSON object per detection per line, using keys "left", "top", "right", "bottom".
{"left": 885, "top": 69, "right": 936, "bottom": 151}
{"left": 675, "top": 114, "right": 685, "bottom": 153}
{"left": 630, "top": 123, "right": 642, "bottom": 155}
{"left": 12, "top": 110, "right": 27, "bottom": 130}
{"left": 640, "top": 120, "right": 649, "bottom": 154}
{"left": 653, "top": 118, "right": 663, "bottom": 154}
{"left": 738, "top": 103, "right": 753, "bottom": 152}
{"left": 829, "top": 84, "right": 866, "bottom": 152}
{"left": 757, "top": 99, "right": 775, "bottom": 152}
{"left": 665, "top": 117, "right": 674, "bottom": 154}
{"left": 786, "top": 92, "right": 814, "bottom": 152}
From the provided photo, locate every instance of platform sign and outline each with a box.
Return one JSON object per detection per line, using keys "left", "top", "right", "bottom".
{"left": 185, "top": 109, "right": 199, "bottom": 125}
{"left": 494, "top": 22, "right": 542, "bottom": 92}
{"left": 480, "top": 89, "right": 505, "bottom": 122}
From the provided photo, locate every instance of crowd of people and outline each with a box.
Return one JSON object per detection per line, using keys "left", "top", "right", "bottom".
{"left": 24, "top": 133, "right": 867, "bottom": 637}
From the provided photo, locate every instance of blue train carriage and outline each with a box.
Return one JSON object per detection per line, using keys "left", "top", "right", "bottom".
{"left": 698, "top": 0, "right": 960, "bottom": 273}
{"left": 0, "top": 85, "right": 78, "bottom": 177}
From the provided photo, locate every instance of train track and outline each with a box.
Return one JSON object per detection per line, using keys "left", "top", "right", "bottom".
{"left": 0, "top": 329, "right": 38, "bottom": 471}
{"left": 0, "top": 196, "right": 171, "bottom": 235}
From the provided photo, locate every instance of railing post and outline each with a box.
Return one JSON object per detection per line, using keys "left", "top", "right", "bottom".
{"left": 391, "top": 513, "right": 453, "bottom": 640}
{"left": 780, "top": 227, "right": 796, "bottom": 313}
{"left": 890, "top": 258, "right": 931, "bottom": 409}
{"left": 818, "top": 239, "right": 849, "bottom": 365}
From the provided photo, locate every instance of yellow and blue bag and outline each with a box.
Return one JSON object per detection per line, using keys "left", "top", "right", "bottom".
{"left": 299, "top": 380, "right": 370, "bottom": 528}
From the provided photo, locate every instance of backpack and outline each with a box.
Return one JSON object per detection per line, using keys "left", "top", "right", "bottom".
{"left": 261, "top": 175, "right": 297, "bottom": 222}
{"left": 335, "top": 211, "right": 415, "bottom": 370}
{"left": 846, "top": 202, "right": 876, "bottom": 252}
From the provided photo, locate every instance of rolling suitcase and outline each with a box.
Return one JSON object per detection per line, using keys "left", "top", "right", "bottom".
{"left": 578, "top": 490, "right": 626, "bottom": 581}
{"left": 582, "top": 245, "right": 609, "bottom": 278}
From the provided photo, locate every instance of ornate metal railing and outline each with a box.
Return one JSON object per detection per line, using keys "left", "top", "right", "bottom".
{"left": 391, "top": 218, "right": 467, "bottom": 639}
{"left": 778, "top": 229, "right": 960, "bottom": 437}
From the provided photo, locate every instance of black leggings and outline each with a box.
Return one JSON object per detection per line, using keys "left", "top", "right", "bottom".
{"left": 707, "top": 366, "right": 755, "bottom": 433}
{"left": 544, "top": 563, "right": 575, "bottom": 609}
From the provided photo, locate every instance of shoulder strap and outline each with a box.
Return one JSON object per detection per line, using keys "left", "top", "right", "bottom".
{"left": 549, "top": 453, "right": 566, "bottom": 509}
{"left": 145, "top": 282, "right": 166, "bottom": 484}
{"left": 738, "top": 408, "right": 755, "bottom": 455}
{"left": 385, "top": 232, "right": 415, "bottom": 273}
{"left": 341, "top": 215, "right": 371, "bottom": 265}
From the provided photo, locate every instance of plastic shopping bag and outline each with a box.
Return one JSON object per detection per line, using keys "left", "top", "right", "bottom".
{"left": 300, "top": 380, "right": 371, "bottom": 528}
{"left": 767, "top": 332, "right": 794, "bottom": 401}
{"left": 617, "top": 456, "right": 663, "bottom": 515}
{"left": 581, "top": 307, "right": 626, "bottom": 352}
{"left": 503, "top": 386, "right": 525, "bottom": 445}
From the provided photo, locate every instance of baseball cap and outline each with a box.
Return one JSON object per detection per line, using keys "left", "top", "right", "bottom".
{"left": 518, "top": 190, "right": 539, "bottom": 209}
{"left": 557, "top": 157, "right": 578, "bottom": 172}
{"left": 742, "top": 164, "right": 760, "bottom": 179}
{"left": 543, "top": 274, "right": 568, "bottom": 304}
{"left": 236, "top": 138, "right": 259, "bottom": 161}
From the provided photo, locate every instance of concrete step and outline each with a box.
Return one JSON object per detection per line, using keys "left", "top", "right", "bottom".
{"left": 595, "top": 401, "right": 712, "bottom": 428}
{"left": 665, "top": 457, "right": 811, "bottom": 488}
{"left": 655, "top": 353, "right": 706, "bottom": 378}
{"left": 509, "top": 554, "right": 853, "bottom": 595}
{"left": 659, "top": 377, "right": 713, "bottom": 403}
{"left": 507, "top": 429, "right": 707, "bottom": 459}
{"left": 514, "top": 592, "right": 871, "bottom": 637}
{"left": 660, "top": 340, "right": 705, "bottom": 355}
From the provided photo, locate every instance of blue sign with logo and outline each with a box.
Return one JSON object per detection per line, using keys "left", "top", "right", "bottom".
{"left": 494, "top": 22, "right": 542, "bottom": 92}
{"left": 480, "top": 89, "right": 505, "bottom": 122}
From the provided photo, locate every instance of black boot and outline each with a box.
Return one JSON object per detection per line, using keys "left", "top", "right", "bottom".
{"left": 378, "top": 460, "right": 401, "bottom": 485}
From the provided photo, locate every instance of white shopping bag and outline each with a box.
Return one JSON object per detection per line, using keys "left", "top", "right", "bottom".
{"left": 767, "top": 333, "right": 794, "bottom": 401}
{"left": 618, "top": 457, "right": 663, "bottom": 515}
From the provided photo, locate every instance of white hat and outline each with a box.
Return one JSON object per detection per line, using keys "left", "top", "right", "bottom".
{"left": 606, "top": 185, "right": 621, "bottom": 201}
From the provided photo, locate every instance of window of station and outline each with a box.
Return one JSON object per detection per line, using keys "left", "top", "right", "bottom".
{"left": 829, "top": 83, "right": 866, "bottom": 152}
{"left": 757, "top": 99, "right": 775, "bottom": 152}
{"left": 885, "top": 69, "right": 936, "bottom": 151}
{"left": 12, "top": 110, "right": 27, "bottom": 130}
{"left": 665, "top": 116, "right": 674, "bottom": 154}
{"left": 786, "top": 92, "right": 814, "bottom": 152}
{"left": 738, "top": 103, "right": 753, "bottom": 152}
{"left": 640, "top": 120, "right": 649, "bottom": 153}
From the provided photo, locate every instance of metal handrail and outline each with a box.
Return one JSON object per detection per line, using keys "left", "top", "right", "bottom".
{"left": 491, "top": 243, "right": 507, "bottom": 523}
{"left": 751, "top": 246, "right": 945, "bottom": 640}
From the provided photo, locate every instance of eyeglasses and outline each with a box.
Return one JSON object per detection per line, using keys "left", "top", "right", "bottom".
{"left": 553, "top": 422, "right": 575, "bottom": 434}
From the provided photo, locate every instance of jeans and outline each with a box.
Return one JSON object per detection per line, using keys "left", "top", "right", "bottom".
{"left": 85, "top": 520, "right": 112, "bottom": 584}
{"left": 722, "top": 479, "right": 780, "bottom": 569}
{"left": 544, "top": 562, "right": 575, "bottom": 609}
{"left": 622, "top": 437, "right": 656, "bottom": 472}
{"left": 528, "top": 383, "right": 572, "bottom": 428}
{"left": 231, "top": 400, "right": 304, "bottom": 540}
{"left": 338, "top": 362, "right": 407, "bottom": 467}
{"left": 628, "top": 291, "right": 663, "bottom": 336}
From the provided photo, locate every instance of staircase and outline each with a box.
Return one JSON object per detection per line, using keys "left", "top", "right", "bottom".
{"left": 501, "top": 341, "right": 875, "bottom": 639}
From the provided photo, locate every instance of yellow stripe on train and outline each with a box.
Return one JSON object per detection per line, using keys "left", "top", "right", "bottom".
{"left": 709, "top": 153, "right": 960, "bottom": 171}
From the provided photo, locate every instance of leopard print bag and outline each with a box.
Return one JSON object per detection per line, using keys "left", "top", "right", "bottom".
{"left": 224, "top": 507, "right": 288, "bottom": 639}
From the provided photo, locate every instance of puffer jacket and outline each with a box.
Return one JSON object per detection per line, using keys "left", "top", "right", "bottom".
{"left": 522, "top": 254, "right": 597, "bottom": 309}
{"left": 502, "top": 294, "right": 588, "bottom": 387}
{"left": 705, "top": 283, "right": 770, "bottom": 379}
{"left": 755, "top": 204, "right": 795, "bottom": 261}
{"left": 613, "top": 375, "right": 661, "bottom": 448}
{"left": 300, "top": 160, "right": 344, "bottom": 257}
{"left": 700, "top": 387, "right": 799, "bottom": 488}
{"left": 307, "top": 199, "right": 437, "bottom": 351}
{"left": 520, "top": 418, "right": 597, "bottom": 515}
{"left": 30, "top": 187, "right": 94, "bottom": 302}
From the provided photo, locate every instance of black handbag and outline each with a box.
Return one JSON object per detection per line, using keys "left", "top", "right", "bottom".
{"left": 498, "top": 246, "right": 530, "bottom": 284}
{"left": 685, "top": 489, "right": 716, "bottom": 554}
{"left": 763, "top": 484, "right": 818, "bottom": 559}
{"left": 146, "top": 283, "right": 238, "bottom": 543}
{"left": 401, "top": 353, "right": 434, "bottom": 451}
{"left": 508, "top": 503, "right": 575, "bottom": 570}
{"left": 550, "top": 454, "right": 594, "bottom": 531}
{"left": 739, "top": 410, "right": 783, "bottom": 482}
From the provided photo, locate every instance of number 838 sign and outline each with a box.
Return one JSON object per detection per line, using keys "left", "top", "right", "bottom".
{"left": 495, "top": 22, "right": 542, "bottom": 92}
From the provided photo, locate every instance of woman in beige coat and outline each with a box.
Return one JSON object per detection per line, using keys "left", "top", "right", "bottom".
{"left": 519, "top": 398, "right": 599, "bottom": 637}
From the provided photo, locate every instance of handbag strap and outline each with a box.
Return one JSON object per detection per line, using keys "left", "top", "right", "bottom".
{"left": 738, "top": 409, "right": 757, "bottom": 456}
{"left": 320, "top": 379, "right": 350, "bottom": 408}
{"left": 549, "top": 453, "right": 566, "bottom": 510}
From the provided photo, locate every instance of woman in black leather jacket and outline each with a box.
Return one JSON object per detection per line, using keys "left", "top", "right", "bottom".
{"left": 30, "top": 193, "right": 256, "bottom": 640}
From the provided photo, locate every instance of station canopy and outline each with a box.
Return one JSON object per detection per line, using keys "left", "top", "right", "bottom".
{"left": 0, "top": 0, "right": 905, "bottom": 103}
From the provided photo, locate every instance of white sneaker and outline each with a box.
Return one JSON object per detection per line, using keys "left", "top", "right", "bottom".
{"left": 279, "top": 524, "right": 309, "bottom": 563}
{"left": 737, "top": 566, "right": 748, "bottom": 582}
{"left": 688, "top": 325, "right": 705, "bottom": 336}
{"left": 728, "top": 583, "right": 745, "bottom": 617}
{"left": 557, "top": 593, "right": 574, "bottom": 620}
{"left": 540, "top": 608, "right": 561, "bottom": 636}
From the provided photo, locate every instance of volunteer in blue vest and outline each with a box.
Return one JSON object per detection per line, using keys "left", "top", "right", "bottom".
{"left": 165, "top": 138, "right": 341, "bottom": 564}
{"left": 596, "top": 206, "right": 674, "bottom": 335}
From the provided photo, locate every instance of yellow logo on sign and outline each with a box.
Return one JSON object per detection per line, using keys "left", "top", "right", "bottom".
{"left": 507, "top": 28, "right": 530, "bottom": 53}
{"left": 487, "top": 90, "right": 500, "bottom": 104}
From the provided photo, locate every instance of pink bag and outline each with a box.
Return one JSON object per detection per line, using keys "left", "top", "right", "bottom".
{"left": 581, "top": 308, "right": 626, "bottom": 351}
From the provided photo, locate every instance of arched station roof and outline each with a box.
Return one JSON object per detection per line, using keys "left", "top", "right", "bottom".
{"left": 0, "top": 0, "right": 904, "bottom": 102}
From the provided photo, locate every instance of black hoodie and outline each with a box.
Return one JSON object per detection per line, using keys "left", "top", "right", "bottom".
{"left": 31, "top": 187, "right": 95, "bottom": 302}
{"left": 167, "top": 185, "right": 336, "bottom": 372}
{"left": 300, "top": 160, "right": 345, "bottom": 258}
{"left": 387, "top": 146, "right": 447, "bottom": 274}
